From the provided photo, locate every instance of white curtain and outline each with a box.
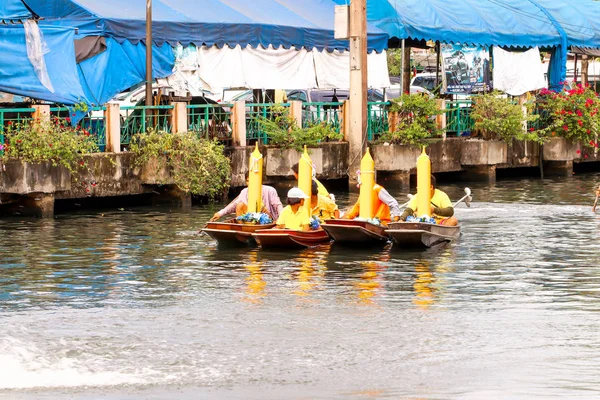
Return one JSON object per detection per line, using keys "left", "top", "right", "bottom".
{"left": 493, "top": 46, "right": 547, "bottom": 96}
{"left": 161, "top": 44, "right": 390, "bottom": 94}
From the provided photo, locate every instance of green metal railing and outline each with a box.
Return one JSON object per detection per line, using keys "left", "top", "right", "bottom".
{"left": 0, "top": 107, "right": 36, "bottom": 155}
{"left": 302, "top": 102, "right": 343, "bottom": 134}
{"left": 367, "top": 101, "right": 390, "bottom": 140}
{"left": 121, "top": 105, "right": 174, "bottom": 146}
{"left": 445, "top": 100, "right": 474, "bottom": 136}
{"left": 188, "top": 103, "right": 233, "bottom": 145}
{"left": 246, "top": 103, "right": 291, "bottom": 145}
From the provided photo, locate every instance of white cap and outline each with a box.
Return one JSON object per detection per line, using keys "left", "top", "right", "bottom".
{"left": 287, "top": 187, "right": 309, "bottom": 199}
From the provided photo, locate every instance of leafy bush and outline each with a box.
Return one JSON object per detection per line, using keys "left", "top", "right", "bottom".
{"left": 130, "top": 130, "right": 231, "bottom": 199}
{"left": 536, "top": 85, "right": 600, "bottom": 148}
{"left": 470, "top": 92, "right": 543, "bottom": 143}
{"left": 256, "top": 106, "right": 343, "bottom": 151}
{"left": 379, "top": 93, "right": 444, "bottom": 146}
{"left": 1, "top": 118, "right": 99, "bottom": 172}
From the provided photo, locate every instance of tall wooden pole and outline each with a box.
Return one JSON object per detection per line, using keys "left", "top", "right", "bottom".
{"left": 348, "top": 0, "right": 368, "bottom": 185}
{"left": 145, "top": 0, "right": 153, "bottom": 107}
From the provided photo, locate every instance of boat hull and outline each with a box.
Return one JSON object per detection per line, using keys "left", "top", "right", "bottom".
{"left": 321, "top": 219, "right": 389, "bottom": 245}
{"left": 386, "top": 222, "right": 460, "bottom": 248}
{"left": 252, "top": 229, "right": 331, "bottom": 249}
{"left": 201, "top": 220, "right": 276, "bottom": 246}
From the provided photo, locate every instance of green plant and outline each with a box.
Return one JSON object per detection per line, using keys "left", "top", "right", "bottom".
{"left": 256, "top": 106, "right": 342, "bottom": 151}
{"left": 379, "top": 93, "right": 444, "bottom": 146}
{"left": 130, "top": 130, "right": 231, "bottom": 198}
{"left": 1, "top": 118, "right": 99, "bottom": 172}
{"left": 470, "top": 91, "right": 543, "bottom": 143}
{"left": 536, "top": 85, "right": 600, "bottom": 148}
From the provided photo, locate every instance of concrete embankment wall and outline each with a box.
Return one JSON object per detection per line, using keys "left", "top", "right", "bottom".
{"left": 1, "top": 138, "right": 599, "bottom": 217}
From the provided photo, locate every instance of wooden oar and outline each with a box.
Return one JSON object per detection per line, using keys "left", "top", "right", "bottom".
{"left": 453, "top": 187, "right": 472, "bottom": 208}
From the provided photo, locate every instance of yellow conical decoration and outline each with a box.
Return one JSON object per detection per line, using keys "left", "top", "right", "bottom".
{"left": 416, "top": 147, "right": 431, "bottom": 217}
{"left": 359, "top": 148, "right": 375, "bottom": 219}
{"left": 298, "top": 145, "right": 313, "bottom": 220}
{"left": 247, "top": 143, "right": 263, "bottom": 213}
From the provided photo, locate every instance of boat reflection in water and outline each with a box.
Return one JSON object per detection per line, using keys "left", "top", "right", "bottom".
{"left": 412, "top": 248, "right": 456, "bottom": 309}
{"left": 292, "top": 249, "right": 327, "bottom": 299}
{"left": 243, "top": 250, "right": 266, "bottom": 304}
{"left": 354, "top": 251, "right": 389, "bottom": 306}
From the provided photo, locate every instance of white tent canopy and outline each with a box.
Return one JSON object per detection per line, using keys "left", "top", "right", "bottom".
{"left": 159, "top": 44, "right": 390, "bottom": 97}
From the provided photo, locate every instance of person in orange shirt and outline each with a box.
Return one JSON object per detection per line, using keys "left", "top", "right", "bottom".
{"left": 342, "top": 172, "right": 401, "bottom": 224}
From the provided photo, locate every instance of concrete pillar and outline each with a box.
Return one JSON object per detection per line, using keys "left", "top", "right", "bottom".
{"left": 171, "top": 102, "right": 188, "bottom": 133}
{"left": 436, "top": 99, "right": 447, "bottom": 139}
{"left": 21, "top": 193, "right": 55, "bottom": 218}
{"left": 32, "top": 105, "right": 50, "bottom": 121}
{"left": 544, "top": 160, "right": 573, "bottom": 177}
{"left": 232, "top": 100, "right": 247, "bottom": 147}
{"left": 462, "top": 165, "right": 497, "bottom": 184}
{"left": 105, "top": 103, "right": 121, "bottom": 153}
{"left": 290, "top": 101, "right": 303, "bottom": 129}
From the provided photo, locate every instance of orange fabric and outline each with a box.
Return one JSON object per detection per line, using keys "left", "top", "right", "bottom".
{"left": 345, "top": 184, "right": 391, "bottom": 223}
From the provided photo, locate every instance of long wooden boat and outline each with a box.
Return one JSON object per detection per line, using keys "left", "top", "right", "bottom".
{"left": 252, "top": 229, "right": 331, "bottom": 249}
{"left": 386, "top": 222, "right": 461, "bottom": 248}
{"left": 201, "top": 219, "right": 276, "bottom": 246}
{"left": 320, "top": 219, "right": 389, "bottom": 245}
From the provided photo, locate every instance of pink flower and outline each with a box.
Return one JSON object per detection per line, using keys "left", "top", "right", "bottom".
{"left": 563, "top": 125, "right": 569, "bottom": 131}
{"left": 578, "top": 120, "right": 583, "bottom": 127}
{"left": 0, "top": 144, "right": 4, "bottom": 151}
{"left": 576, "top": 109, "right": 583, "bottom": 117}
{"left": 576, "top": 149, "right": 581, "bottom": 155}
{"left": 584, "top": 154, "right": 589, "bottom": 159}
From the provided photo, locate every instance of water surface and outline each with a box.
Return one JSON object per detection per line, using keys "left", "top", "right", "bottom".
{"left": 1, "top": 174, "right": 600, "bottom": 399}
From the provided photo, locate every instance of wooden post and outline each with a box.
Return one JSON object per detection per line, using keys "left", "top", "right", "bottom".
{"left": 232, "top": 100, "right": 247, "bottom": 147}
{"left": 32, "top": 105, "right": 50, "bottom": 121}
{"left": 436, "top": 99, "right": 447, "bottom": 139}
{"left": 105, "top": 103, "right": 121, "bottom": 153}
{"left": 402, "top": 45, "right": 411, "bottom": 94}
{"left": 171, "top": 102, "right": 187, "bottom": 133}
{"left": 342, "top": 99, "right": 350, "bottom": 141}
{"left": 348, "top": 0, "right": 367, "bottom": 184}
{"left": 581, "top": 55, "right": 589, "bottom": 87}
{"left": 290, "top": 100, "right": 303, "bottom": 129}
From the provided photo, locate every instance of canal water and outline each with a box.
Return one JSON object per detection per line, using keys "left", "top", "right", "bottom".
{"left": 1, "top": 174, "right": 600, "bottom": 399}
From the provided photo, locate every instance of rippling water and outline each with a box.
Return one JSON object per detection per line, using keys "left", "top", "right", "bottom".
{"left": 1, "top": 174, "right": 600, "bottom": 399}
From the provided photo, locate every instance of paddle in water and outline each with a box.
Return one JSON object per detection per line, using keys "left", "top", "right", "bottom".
{"left": 593, "top": 185, "right": 600, "bottom": 212}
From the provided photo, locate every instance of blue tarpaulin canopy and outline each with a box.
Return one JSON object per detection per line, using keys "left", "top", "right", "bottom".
{"left": 22, "top": 0, "right": 389, "bottom": 52}
{"left": 0, "top": 0, "right": 31, "bottom": 22}
{"left": 0, "top": 24, "right": 89, "bottom": 104}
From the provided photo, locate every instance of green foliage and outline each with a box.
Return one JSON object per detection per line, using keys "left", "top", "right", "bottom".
{"left": 130, "top": 130, "right": 231, "bottom": 198}
{"left": 1, "top": 118, "right": 99, "bottom": 172}
{"left": 256, "top": 106, "right": 343, "bottom": 152}
{"left": 536, "top": 85, "right": 600, "bottom": 148}
{"left": 379, "top": 93, "right": 444, "bottom": 146}
{"left": 71, "top": 99, "right": 89, "bottom": 113}
{"left": 470, "top": 91, "right": 543, "bottom": 143}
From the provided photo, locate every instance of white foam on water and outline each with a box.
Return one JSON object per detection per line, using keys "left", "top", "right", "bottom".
{"left": 0, "top": 336, "right": 149, "bottom": 390}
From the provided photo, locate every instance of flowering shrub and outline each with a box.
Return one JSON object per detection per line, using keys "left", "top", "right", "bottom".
{"left": 130, "top": 130, "right": 231, "bottom": 199}
{"left": 1, "top": 118, "right": 99, "bottom": 172}
{"left": 537, "top": 84, "right": 600, "bottom": 149}
{"left": 379, "top": 93, "right": 444, "bottom": 146}
{"left": 470, "top": 92, "right": 543, "bottom": 143}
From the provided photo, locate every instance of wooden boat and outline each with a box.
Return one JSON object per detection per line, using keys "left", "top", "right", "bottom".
{"left": 320, "top": 219, "right": 389, "bottom": 245}
{"left": 386, "top": 222, "right": 461, "bottom": 248}
{"left": 201, "top": 219, "right": 276, "bottom": 246}
{"left": 252, "top": 229, "right": 331, "bottom": 249}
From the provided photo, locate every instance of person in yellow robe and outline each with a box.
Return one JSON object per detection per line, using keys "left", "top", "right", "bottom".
{"left": 400, "top": 175, "right": 458, "bottom": 226}
{"left": 310, "top": 181, "right": 339, "bottom": 220}
{"left": 276, "top": 187, "right": 311, "bottom": 231}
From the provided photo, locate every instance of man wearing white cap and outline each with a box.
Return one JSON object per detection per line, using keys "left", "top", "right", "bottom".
{"left": 276, "top": 187, "right": 311, "bottom": 231}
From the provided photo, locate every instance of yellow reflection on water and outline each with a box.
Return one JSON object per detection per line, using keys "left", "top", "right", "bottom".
{"left": 412, "top": 248, "right": 456, "bottom": 309}
{"left": 292, "top": 249, "right": 327, "bottom": 299}
{"left": 355, "top": 257, "right": 387, "bottom": 306}
{"left": 243, "top": 251, "right": 266, "bottom": 304}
